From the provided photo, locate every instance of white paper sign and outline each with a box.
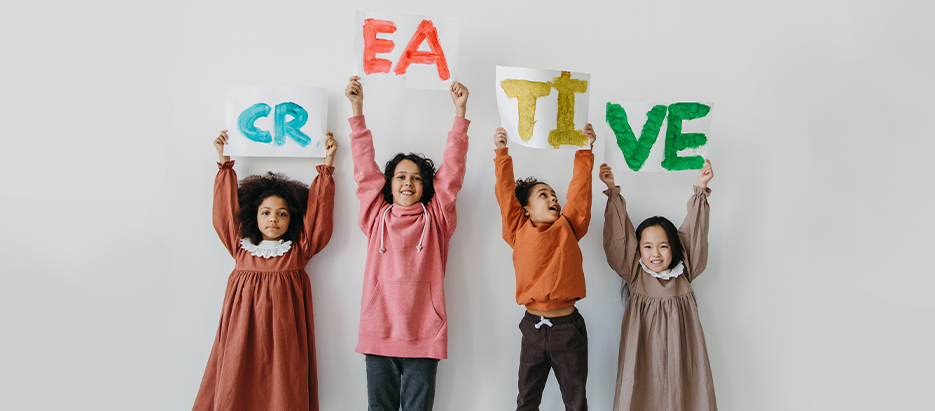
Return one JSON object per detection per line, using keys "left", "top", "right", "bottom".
{"left": 353, "top": 11, "right": 459, "bottom": 90}
{"left": 603, "top": 101, "right": 713, "bottom": 172}
{"left": 225, "top": 87, "right": 328, "bottom": 158}
{"left": 495, "top": 66, "right": 591, "bottom": 149}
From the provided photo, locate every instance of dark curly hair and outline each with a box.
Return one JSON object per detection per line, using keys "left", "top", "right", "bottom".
{"left": 635, "top": 216, "right": 684, "bottom": 270}
{"left": 382, "top": 153, "right": 437, "bottom": 205}
{"left": 514, "top": 177, "right": 550, "bottom": 207}
{"left": 237, "top": 172, "right": 309, "bottom": 245}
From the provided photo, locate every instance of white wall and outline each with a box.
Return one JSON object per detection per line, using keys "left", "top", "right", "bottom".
{"left": 2, "top": 0, "right": 933, "bottom": 410}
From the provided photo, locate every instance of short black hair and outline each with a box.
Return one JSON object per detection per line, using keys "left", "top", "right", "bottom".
{"left": 635, "top": 216, "right": 684, "bottom": 270}
{"left": 237, "top": 172, "right": 308, "bottom": 245}
{"left": 514, "top": 177, "right": 550, "bottom": 207}
{"left": 383, "top": 153, "right": 437, "bottom": 205}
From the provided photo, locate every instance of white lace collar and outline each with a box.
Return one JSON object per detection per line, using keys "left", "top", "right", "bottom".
{"left": 639, "top": 260, "right": 685, "bottom": 280}
{"left": 240, "top": 238, "right": 292, "bottom": 258}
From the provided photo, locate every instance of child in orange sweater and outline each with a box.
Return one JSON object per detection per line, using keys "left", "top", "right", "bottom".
{"left": 493, "top": 125, "right": 595, "bottom": 411}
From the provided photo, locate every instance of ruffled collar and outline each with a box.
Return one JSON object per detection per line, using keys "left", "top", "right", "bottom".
{"left": 639, "top": 260, "right": 685, "bottom": 280}
{"left": 240, "top": 238, "right": 292, "bottom": 258}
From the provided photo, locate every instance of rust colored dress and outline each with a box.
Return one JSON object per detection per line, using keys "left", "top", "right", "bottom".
{"left": 193, "top": 161, "right": 335, "bottom": 411}
{"left": 602, "top": 186, "right": 717, "bottom": 411}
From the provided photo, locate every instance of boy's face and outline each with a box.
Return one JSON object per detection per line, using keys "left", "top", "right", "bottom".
{"left": 391, "top": 159, "right": 424, "bottom": 206}
{"left": 523, "top": 183, "right": 561, "bottom": 225}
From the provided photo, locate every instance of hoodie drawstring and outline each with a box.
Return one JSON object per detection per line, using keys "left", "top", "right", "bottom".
{"left": 379, "top": 203, "right": 428, "bottom": 253}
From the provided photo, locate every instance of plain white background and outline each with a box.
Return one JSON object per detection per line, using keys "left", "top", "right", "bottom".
{"left": 1, "top": 1, "right": 932, "bottom": 410}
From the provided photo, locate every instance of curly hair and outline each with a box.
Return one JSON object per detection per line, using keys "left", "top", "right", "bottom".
{"left": 635, "top": 216, "right": 684, "bottom": 270}
{"left": 237, "top": 172, "right": 309, "bottom": 245}
{"left": 514, "top": 177, "right": 550, "bottom": 207}
{"left": 382, "top": 153, "right": 437, "bottom": 205}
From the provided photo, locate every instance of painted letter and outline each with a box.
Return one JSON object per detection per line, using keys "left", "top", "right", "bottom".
{"left": 393, "top": 19, "right": 450, "bottom": 80}
{"left": 662, "top": 103, "right": 710, "bottom": 171}
{"left": 500, "top": 79, "right": 552, "bottom": 142}
{"left": 363, "top": 18, "right": 396, "bottom": 74}
{"left": 547, "top": 71, "right": 589, "bottom": 148}
{"left": 238, "top": 103, "right": 272, "bottom": 144}
{"left": 605, "top": 103, "right": 668, "bottom": 171}
{"left": 274, "top": 102, "right": 311, "bottom": 147}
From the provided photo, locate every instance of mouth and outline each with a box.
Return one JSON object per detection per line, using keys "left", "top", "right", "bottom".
{"left": 400, "top": 189, "right": 415, "bottom": 196}
{"left": 267, "top": 226, "right": 280, "bottom": 230}
{"left": 650, "top": 259, "right": 664, "bottom": 265}
{"left": 549, "top": 204, "right": 559, "bottom": 213}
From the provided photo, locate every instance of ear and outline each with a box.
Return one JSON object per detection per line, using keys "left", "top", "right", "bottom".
{"left": 522, "top": 205, "right": 531, "bottom": 217}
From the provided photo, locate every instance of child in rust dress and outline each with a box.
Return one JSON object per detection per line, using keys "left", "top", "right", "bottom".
{"left": 193, "top": 130, "right": 337, "bottom": 411}
{"left": 600, "top": 160, "right": 717, "bottom": 411}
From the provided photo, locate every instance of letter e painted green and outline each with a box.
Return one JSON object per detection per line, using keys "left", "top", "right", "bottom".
{"left": 662, "top": 103, "right": 709, "bottom": 171}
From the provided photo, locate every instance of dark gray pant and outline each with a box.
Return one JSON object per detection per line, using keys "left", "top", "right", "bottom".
{"left": 365, "top": 354, "right": 439, "bottom": 411}
{"left": 516, "top": 308, "right": 588, "bottom": 411}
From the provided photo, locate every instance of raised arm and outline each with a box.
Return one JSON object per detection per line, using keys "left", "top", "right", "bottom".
{"left": 679, "top": 159, "right": 713, "bottom": 281}
{"left": 493, "top": 128, "right": 524, "bottom": 247}
{"left": 562, "top": 124, "right": 596, "bottom": 240}
{"left": 346, "top": 76, "right": 387, "bottom": 233}
{"left": 212, "top": 131, "right": 239, "bottom": 256}
{"left": 298, "top": 133, "right": 337, "bottom": 261}
{"left": 430, "top": 82, "right": 470, "bottom": 232}
{"left": 600, "top": 164, "right": 639, "bottom": 283}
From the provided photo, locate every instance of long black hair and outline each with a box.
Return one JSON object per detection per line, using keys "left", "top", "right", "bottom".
{"left": 237, "top": 172, "right": 308, "bottom": 245}
{"left": 382, "top": 153, "right": 437, "bottom": 204}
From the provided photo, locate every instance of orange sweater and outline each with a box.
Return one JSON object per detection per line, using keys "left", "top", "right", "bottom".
{"left": 494, "top": 147, "right": 593, "bottom": 311}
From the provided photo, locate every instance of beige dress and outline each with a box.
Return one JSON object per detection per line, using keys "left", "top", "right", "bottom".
{"left": 602, "top": 185, "right": 717, "bottom": 411}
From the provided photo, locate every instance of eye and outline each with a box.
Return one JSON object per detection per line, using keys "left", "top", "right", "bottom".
{"left": 413, "top": 176, "right": 422, "bottom": 181}
{"left": 261, "top": 211, "right": 269, "bottom": 215}
{"left": 661, "top": 245, "right": 668, "bottom": 249}
{"left": 278, "top": 212, "right": 288, "bottom": 217}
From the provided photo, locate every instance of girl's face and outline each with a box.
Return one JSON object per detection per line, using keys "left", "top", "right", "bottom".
{"left": 391, "top": 159, "right": 423, "bottom": 206}
{"left": 639, "top": 225, "right": 672, "bottom": 272}
{"left": 256, "top": 195, "right": 290, "bottom": 240}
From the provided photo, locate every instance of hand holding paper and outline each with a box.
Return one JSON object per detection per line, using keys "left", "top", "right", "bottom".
{"left": 599, "top": 163, "right": 615, "bottom": 190}
{"left": 494, "top": 127, "right": 508, "bottom": 149}
{"left": 323, "top": 132, "right": 337, "bottom": 167}
{"left": 346, "top": 76, "right": 364, "bottom": 116}
{"left": 450, "top": 81, "right": 468, "bottom": 118}
{"left": 697, "top": 159, "right": 713, "bottom": 189}
{"left": 215, "top": 130, "right": 230, "bottom": 164}
{"left": 583, "top": 123, "right": 596, "bottom": 149}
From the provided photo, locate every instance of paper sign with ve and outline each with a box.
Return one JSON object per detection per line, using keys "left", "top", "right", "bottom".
{"left": 225, "top": 87, "right": 328, "bottom": 158}
{"left": 604, "top": 101, "right": 713, "bottom": 172}
{"left": 495, "top": 66, "right": 590, "bottom": 150}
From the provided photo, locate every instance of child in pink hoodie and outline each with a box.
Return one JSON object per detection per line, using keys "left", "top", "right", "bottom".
{"left": 344, "top": 76, "right": 470, "bottom": 411}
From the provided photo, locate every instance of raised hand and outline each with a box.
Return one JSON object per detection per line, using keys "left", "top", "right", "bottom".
{"left": 323, "top": 132, "right": 337, "bottom": 167}
{"left": 450, "top": 81, "right": 469, "bottom": 118}
{"left": 698, "top": 159, "right": 713, "bottom": 189}
{"left": 345, "top": 76, "right": 363, "bottom": 116}
{"left": 494, "top": 127, "right": 508, "bottom": 149}
{"left": 599, "top": 163, "right": 615, "bottom": 189}
{"left": 582, "top": 123, "right": 596, "bottom": 149}
{"left": 214, "top": 130, "right": 230, "bottom": 164}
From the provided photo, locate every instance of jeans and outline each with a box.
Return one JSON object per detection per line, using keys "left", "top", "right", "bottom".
{"left": 365, "top": 354, "right": 439, "bottom": 411}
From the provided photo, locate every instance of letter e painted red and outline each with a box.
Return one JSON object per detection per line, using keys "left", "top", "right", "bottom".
{"left": 363, "top": 18, "right": 396, "bottom": 74}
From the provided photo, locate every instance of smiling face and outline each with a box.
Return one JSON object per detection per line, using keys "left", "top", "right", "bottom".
{"left": 639, "top": 225, "right": 673, "bottom": 272}
{"left": 256, "top": 195, "right": 291, "bottom": 240}
{"left": 523, "top": 183, "right": 561, "bottom": 225}
{"left": 391, "top": 159, "right": 424, "bottom": 206}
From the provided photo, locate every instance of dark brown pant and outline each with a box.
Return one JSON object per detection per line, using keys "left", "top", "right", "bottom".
{"left": 516, "top": 308, "right": 588, "bottom": 411}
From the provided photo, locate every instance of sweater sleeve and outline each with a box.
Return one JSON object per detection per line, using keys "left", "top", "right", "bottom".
{"left": 349, "top": 115, "right": 389, "bottom": 234}
{"left": 298, "top": 164, "right": 336, "bottom": 262}
{"left": 563, "top": 149, "right": 594, "bottom": 240}
{"left": 678, "top": 185, "right": 711, "bottom": 282}
{"left": 602, "top": 186, "right": 639, "bottom": 283}
{"left": 212, "top": 161, "right": 240, "bottom": 257}
{"left": 430, "top": 117, "right": 470, "bottom": 235}
{"left": 493, "top": 148, "right": 525, "bottom": 247}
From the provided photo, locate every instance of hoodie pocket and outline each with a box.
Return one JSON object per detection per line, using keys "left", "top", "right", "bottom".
{"left": 361, "top": 281, "right": 444, "bottom": 340}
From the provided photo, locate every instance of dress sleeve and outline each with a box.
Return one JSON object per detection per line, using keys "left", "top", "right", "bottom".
{"left": 678, "top": 185, "right": 711, "bottom": 282}
{"left": 349, "top": 115, "right": 389, "bottom": 234}
{"left": 562, "top": 149, "right": 594, "bottom": 240}
{"left": 298, "top": 164, "right": 335, "bottom": 262}
{"left": 212, "top": 161, "right": 240, "bottom": 257}
{"left": 429, "top": 117, "right": 470, "bottom": 235}
{"left": 602, "top": 186, "right": 639, "bottom": 283}
{"left": 493, "top": 148, "right": 524, "bottom": 247}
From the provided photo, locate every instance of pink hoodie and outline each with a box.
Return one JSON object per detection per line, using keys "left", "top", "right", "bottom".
{"left": 349, "top": 115, "right": 470, "bottom": 359}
